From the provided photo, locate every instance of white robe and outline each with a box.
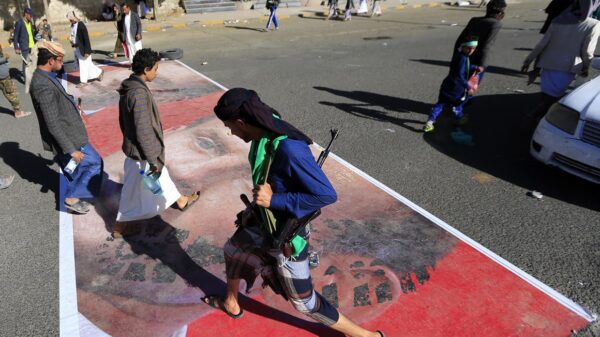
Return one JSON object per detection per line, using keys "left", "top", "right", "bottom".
{"left": 357, "top": 0, "right": 368, "bottom": 13}
{"left": 70, "top": 22, "right": 102, "bottom": 83}
{"left": 116, "top": 158, "right": 181, "bottom": 222}
{"left": 124, "top": 14, "right": 143, "bottom": 62}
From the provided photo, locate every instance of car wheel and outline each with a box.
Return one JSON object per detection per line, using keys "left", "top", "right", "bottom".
{"left": 159, "top": 48, "right": 183, "bottom": 60}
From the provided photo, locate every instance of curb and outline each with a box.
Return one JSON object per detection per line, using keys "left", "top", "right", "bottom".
{"left": 54, "top": 2, "right": 444, "bottom": 39}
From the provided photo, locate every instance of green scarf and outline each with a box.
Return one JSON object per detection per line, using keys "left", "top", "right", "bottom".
{"left": 249, "top": 132, "right": 307, "bottom": 257}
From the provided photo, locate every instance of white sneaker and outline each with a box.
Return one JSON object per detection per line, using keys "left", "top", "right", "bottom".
{"left": 423, "top": 121, "right": 435, "bottom": 133}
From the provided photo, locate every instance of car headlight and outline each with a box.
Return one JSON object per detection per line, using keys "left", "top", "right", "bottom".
{"left": 545, "top": 103, "right": 580, "bottom": 135}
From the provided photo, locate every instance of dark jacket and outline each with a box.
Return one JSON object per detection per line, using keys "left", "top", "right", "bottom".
{"left": 267, "top": 0, "right": 281, "bottom": 9}
{"left": 439, "top": 49, "right": 474, "bottom": 105}
{"left": 74, "top": 22, "right": 93, "bottom": 55}
{"left": 30, "top": 69, "right": 89, "bottom": 155}
{"left": 13, "top": 18, "right": 35, "bottom": 52}
{"left": 116, "top": 13, "right": 125, "bottom": 43}
{"left": 454, "top": 16, "right": 502, "bottom": 67}
{"left": 123, "top": 11, "right": 142, "bottom": 41}
{"left": 541, "top": 0, "right": 573, "bottom": 34}
{"left": 118, "top": 75, "right": 165, "bottom": 169}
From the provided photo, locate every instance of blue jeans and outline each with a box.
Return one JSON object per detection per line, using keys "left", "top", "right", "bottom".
{"left": 428, "top": 101, "right": 465, "bottom": 122}
{"left": 56, "top": 143, "right": 103, "bottom": 200}
{"left": 267, "top": 6, "right": 279, "bottom": 29}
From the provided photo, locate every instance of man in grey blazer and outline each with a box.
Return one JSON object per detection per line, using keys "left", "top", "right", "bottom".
{"left": 29, "top": 40, "right": 104, "bottom": 214}
{"left": 121, "top": 3, "right": 143, "bottom": 63}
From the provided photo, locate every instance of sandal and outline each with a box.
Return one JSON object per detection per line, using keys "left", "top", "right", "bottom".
{"left": 202, "top": 295, "right": 244, "bottom": 319}
{"left": 377, "top": 331, "right": 386, "bottom": 337}
{"left": 178, "top": 191, "right": 200, "bottom": 212}
{"left": 14, "top": 111, "right": 32, "bottom": 118}
{"left": 64, "top": 201, "right": 89, "bottom": 214}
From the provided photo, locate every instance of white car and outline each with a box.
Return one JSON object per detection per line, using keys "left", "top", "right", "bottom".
{"left": 530, "top": 74, "right": 600, "bottom": 184}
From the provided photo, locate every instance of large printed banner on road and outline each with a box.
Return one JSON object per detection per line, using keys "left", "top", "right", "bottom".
{"left": 60, "top": 61, "right": 594, "bottom": 337}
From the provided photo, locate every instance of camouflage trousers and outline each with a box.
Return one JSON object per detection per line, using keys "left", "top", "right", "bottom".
{"left": 0, "top": 77, "right": 20, "bottom": 111}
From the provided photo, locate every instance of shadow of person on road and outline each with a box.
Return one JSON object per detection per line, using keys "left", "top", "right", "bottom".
{"left": 89, "top": 178, "right": 344, "bottom": 337}
{"left": 411, "top": 58, "right": 526, "bottom": 78}
{"left": 514, "top": 47, "right": 534, "bottom": 51}
{"left": 315, "top": 86, "right": 430, "bottom": 132}
{"left": 0, "top": 141, "right": 60, "bottom": 209}
{"left": 423, "top": 92, "right": 600, "bottom": 211}
{"left": 226, "top": 26, "right": 268, "bottom": 32}
{"left": 0, "top": 106, "right": 15, "bottom": 116}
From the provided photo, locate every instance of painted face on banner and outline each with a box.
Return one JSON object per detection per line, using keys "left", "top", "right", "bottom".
{"left": 70, "top": 61, "right": 458, "bottom": 337}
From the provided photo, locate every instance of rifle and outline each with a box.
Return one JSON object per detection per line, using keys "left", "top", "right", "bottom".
{"left": 272, "top": 128, "right": 339, "bottom": 257}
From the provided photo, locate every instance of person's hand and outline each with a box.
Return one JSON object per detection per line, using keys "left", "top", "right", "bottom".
{"left": 467, "top": 89, "right": 475, "bottom": 96}
{"left": 3, "top": 53, "right": 10, "bottom": 59}
{"left": 476, "top": 66, "right": 484, "bottom": 73}
{"left": 15, "top": 48, "right": 21, "bottom": 55}
{"left": 84, "top": 53, "right": 90, "bottom": 58}
{"left": 135, "top": 34, "right": 141, "bottom": 41}
{"left": 240, "top": 207, "right": 255, "bottom": 226}
{"left": 253, "top": 183, "right": 273, "bottom": 208}
{"left": 148, "top": 162, "right": 163, "bottom": 178}
{"left": 71, "top": 150, "right": 85, "bottom": 163}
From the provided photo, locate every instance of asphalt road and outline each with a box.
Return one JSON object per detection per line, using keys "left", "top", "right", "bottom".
{"left": 1, "top": 1, "right": 599, "bottom": 336}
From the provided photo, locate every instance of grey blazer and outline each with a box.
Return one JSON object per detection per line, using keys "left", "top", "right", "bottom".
{"left": 30, "top": 69, "right": 89, "bottom": 155}
{"left": 125, "top": 11, "right": 142, "bottom": 40}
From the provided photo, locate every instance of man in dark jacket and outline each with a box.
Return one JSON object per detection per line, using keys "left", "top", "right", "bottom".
{"left": 121, "top": 3, "right": 143, "bottom": 63}
{"left": 29, "top": 40, "right": 104, "bottom": 214}
{"left": 13, "top": 8, "right": 36, "bottom": 83}
{"left": 114, "top": 48, "right": 199, "bottom": 237}
{"left": 67, "top": 11, "right": 104, "bottom": 87}
{"left": 454, "top": 0, "right": 505, "bottom": 76}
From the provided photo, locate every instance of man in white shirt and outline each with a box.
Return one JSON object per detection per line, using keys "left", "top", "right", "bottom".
{"left": 121, "top": 3, "right": 143, "bottom": 63}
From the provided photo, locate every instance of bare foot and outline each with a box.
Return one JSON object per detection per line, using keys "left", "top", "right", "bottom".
{"left": 14, "top": 110, "right": 32, "bottom": 118}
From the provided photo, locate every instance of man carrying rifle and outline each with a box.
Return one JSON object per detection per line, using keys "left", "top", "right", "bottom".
{"left": 206, "top": 88, "right": 385, "bottom": 337}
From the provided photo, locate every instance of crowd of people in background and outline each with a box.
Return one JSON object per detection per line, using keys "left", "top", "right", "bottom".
{"left": 327, "top": 0, "right": 383, "bottom": 20}
{"left": 1, "top": 1, "right": 600, "bottom": 334}
{"left": 1, "top": 0, "right": 599, "bottom": 179}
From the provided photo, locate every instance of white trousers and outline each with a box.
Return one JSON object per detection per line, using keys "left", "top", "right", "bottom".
{"left": 125, "top": 36, "right": 143, "bottom": 63}
{"left": 116, "top": 159, "right": 182, "bottom": 222}
{"left": 75, "top": 48, "right": 102, "bottom": 84}
{"left": 357, "top": 0, "right": 368, "bottom": 13}
{"left": 372, "top": 0, "right": 381, "bottom": 15}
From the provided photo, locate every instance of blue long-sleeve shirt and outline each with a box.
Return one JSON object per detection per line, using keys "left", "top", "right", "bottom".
{"left": 267, "top": 138, "right": 337, "bottom": 223}
{"left": 439, "top": 48, "right": 475, "bottom": 104}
